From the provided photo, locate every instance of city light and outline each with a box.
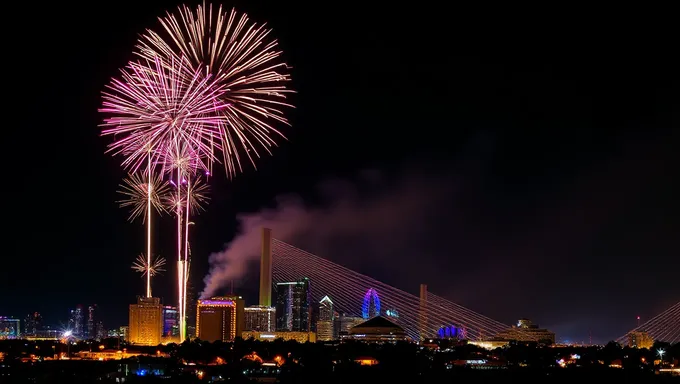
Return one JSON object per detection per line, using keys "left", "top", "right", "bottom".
{"left": 657, "top": 348, "right": 665, "bottom": 360}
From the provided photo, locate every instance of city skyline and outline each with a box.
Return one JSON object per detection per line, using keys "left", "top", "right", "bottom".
{"left": 2, "top": 0, "right": 679, "bottom": 345}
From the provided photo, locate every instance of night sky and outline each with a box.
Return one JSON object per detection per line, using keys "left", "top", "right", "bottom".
{"left": 2, "top": 2, "right": 678, "bottom": 343}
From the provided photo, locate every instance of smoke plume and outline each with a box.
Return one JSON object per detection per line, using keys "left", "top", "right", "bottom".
{"left": 201, "top": 168, "right": 458, "bottom": 298}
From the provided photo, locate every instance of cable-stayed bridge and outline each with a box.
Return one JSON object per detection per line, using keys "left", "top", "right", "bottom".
{"left": 271, "top": 238, "right": 512, "bottom": 341}
{"left": 616, "top": 301, "right": 680, "bottom": 345}
{"left": 260, "top": 230, "right": 679, "bottom": 344}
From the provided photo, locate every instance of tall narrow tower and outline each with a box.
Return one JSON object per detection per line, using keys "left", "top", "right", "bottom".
{"left": 419, "top": 284, "right": 428, "bottom": 341}
{"left": 259, "top": 228, "right": 273, "bottom": 307}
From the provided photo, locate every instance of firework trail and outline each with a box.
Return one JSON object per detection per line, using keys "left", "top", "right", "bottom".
{"left": 164, "top": 172, "right": 211, "bottom": 339}
{"left": 136, "top": 2, "right": 294, "bottom": 177}
{"left": 118, "top": 171, "right": 170, "bottom": 297}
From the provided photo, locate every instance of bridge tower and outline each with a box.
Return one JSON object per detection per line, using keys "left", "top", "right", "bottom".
{"left": 419, "top": 283, "right": 428, "bottom": 341}
{"left": 259, "top": 228, "right": 273, "bottom": 307}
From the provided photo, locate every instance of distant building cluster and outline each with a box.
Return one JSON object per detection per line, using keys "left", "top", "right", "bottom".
{"left": 6, "top": 229, "right": 665, "bottom": 350}
{"left": 0, "top": 305, "right": 104, "bottom": 342}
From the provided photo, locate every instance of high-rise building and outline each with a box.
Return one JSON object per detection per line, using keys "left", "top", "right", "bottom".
{"left": 128, "top": 297, "right": 163, "bottom": 346}
{"left": 316, "top": 296, "right": 334, "bottom": 341}
{"left": 68, "top": 306, "right": 84, "bottom": 338}
{"left": 185, "top": 280, "right": 198, "bottom": 331}
{"left": 119, "top": 326, "right": 129, "bottom": 342}
{"left": 96, "top": 321, "right": 106, "bottom": 340}
{"left": 275, "top": 279, "right": 311, "bottom": 332}
{"left": 23, "top": 312, "right": 42, "bottom": 336}
{"left": 244, "top": 306, "right": 276, "bottom": 332}
{"left": 196, "top": 296, "right": 245, "bottom": 342}
{"left": 87, "top": 305, "right": 100, "bottom": 340}
{"left": 0, "top": 317, "right": 21, "bottom": 339}
{"left": 162, "top": 306, "right": 179, "bottom": 337}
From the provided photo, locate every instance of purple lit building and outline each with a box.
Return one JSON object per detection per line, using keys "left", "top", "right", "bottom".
{"left": 162, "top": 306, "right": 179, "bottom": 337}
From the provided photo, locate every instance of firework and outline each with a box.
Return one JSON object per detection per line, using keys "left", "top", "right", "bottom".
{"left": 117, "top": 172, "right": 169, "bottom": 222}
{"left": 132, "top": 254, "right": 167, "bottom": 277}
{"left": 101, "top": 3, "right": 294, "bottom": 343}
{"left": 118, "top": 169, "right": 170, "bottom": 298}
{"left": 164, "top": 175, "right": 210, "bottom": 214}
{"left": 136, "top": 3, "right": 294, "bottom": 177}
{"left": 100, "top": 55, "right": 229, "bottom": 173}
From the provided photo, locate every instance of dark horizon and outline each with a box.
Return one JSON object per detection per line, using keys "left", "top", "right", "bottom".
{"left": 2, "top": 2, "right": 678, "bottom": 344}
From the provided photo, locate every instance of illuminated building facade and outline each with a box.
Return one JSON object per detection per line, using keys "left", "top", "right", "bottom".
{"left": 469, "top": 340, "right": 510, "bottom": 350}
{"left": 316, "top": 296, "right": 334, "bottom": 341}
{"left": 495, "top": 318, "right": 556, "bottom": 344}
{"left": 437, "top": 325, "right": 463, "bottom": 339}
{"left": 0, "top": 317, "right": 20, "bottom": 339}
{"left": 362, "top": 288, "right": 381, "bottom": 319}
{"left": 334, "top": 315, "right": 364, "bottom": 339}
{"left": 69, "top": 306, "right": 84, "bottom": 338}
{"left": 347, "top": 316, "right": 409, "bottom": 342}
{"left": 87, "top": 305, "right": 105, "bottom": 340}
{"left": 244, "top": 305, "right": 275, "bottom": 332}
{"left": 196, "top": 296, "right": 244, "bottom": 342}
{"left": 275, "top": 279, "right": 311, "bottom": 332}
{"left": 162, "top": 306, "right": 179, "bottom": 337}
{"left": 128, "top": 297, "right": 163, "bottom": 346}
{"left": 385, "top": 309, "right": 399, "bottom": 320}
{"left": 628, "top": 331, "right": 654, "bottom": 349}
{"left": 23, "top": 312, "right": 42, "bottom": 336}
{"left": 242, "top": 331, "right": 316, "bottom": 343}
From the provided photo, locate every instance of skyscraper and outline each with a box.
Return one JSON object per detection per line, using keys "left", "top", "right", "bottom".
{"left": 23, "top": 312, "right": 42, "bottom": 336}
{"left": 87, "top": 305, "right": 100, "bottom": 340}
{"left": 316, "top": 296, "right": 334, "bottom": 341}
{"left": 275, "top": 278, "right": 311, "bottom": 332}
{"left": 68, "top": 306, "right": 84, "bottom": 338}
{"left": 196, "top": 296, "right": 244, "bottom": 342}
{"left": 244, "top": 306, "right": 276, "bottom": 332}
{"left": 129, "top": 297, "right": 163, "bottom": 346}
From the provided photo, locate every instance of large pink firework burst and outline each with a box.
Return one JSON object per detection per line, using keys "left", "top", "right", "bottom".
{"left": 100, "top": 55, "right": 229, "bottom": 173}
{"left": 135, "top": 2, "right": 294, "bottom": 177}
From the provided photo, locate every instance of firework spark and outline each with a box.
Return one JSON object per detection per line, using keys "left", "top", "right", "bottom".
{"left": 164, "top": 175, "right": 211, "bottom": 215}
{"left": 117, "top": 172, "right": 170, "bottom": 222}
{"left": 100, "top": 55, "right": 229, "bottom": 173}
{"left": 132, "top": 254, "right": 167, "bottom": 277}
{"left": 136, "top": 3, "right": 294, "bottom": 177}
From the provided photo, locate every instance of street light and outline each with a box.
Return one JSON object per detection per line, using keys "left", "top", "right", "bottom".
{"left": 657, "top": 348, "right": 665, "bottom": 361}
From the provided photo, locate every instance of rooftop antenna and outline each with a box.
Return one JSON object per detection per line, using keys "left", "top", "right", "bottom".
{"left": 230, "top": 280, "right": 234, "bottom": 295}
{"left": 637, "top": 315, "right": 641, "bottom": 328}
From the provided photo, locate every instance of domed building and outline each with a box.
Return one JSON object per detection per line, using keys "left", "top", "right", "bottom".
{"left": 347, "top": 316, "right": 409, "bottom": 342}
